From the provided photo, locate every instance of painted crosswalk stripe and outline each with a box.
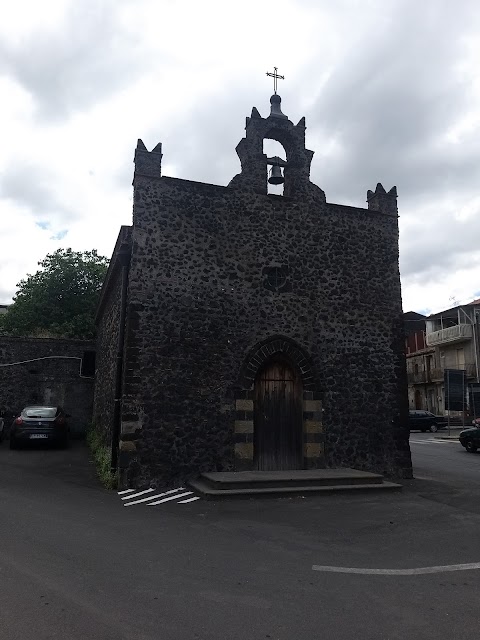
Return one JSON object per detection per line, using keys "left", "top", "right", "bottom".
{"left": 178, "top": 496, "right": 201, "bottom": 504}
{"left": 148, "top": 491, "right": 193, "bottom": 505}
{"left": 123, "top": 488, "right": 185, "bottom": 507}
{"left": 121, "top": 488, "right": 155, "bottom": 501}
{"left": 118, "top": 489, "right": 135, "bottom": 495}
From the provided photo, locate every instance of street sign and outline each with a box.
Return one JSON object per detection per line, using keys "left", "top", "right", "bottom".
{"left": 444, "top": 369, "right": 467, "bottom": 411}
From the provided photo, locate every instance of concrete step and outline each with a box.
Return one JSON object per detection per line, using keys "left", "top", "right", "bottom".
{"left": 188, "top": 478, "right": 402, "bottom": 500}
{"left": 199, "top": 469, "right": 385, "bottom": 491}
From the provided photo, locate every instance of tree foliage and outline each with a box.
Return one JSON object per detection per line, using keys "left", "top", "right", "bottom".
{"left": 0, "top": 249, "right": 109, "bottom": 339}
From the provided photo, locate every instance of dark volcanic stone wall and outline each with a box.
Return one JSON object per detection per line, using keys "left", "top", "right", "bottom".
{"left": 116, "top": 171, "right": 411, "bottom": 488}
{"left": 93, "top": 249, "right": 124, "bottom": 444}
{"left": 0, "top": 337, "right": 94, "bottom": 436}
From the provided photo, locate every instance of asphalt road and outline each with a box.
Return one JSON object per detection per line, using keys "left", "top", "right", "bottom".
{"left": 409, "top": 430, "right": 480, "bottom": 513}
{"left": 410, "top": 431, "right": 479, "bottom": 481}
{"left": 1, "top": 438, "right": 480, "bottom": 640}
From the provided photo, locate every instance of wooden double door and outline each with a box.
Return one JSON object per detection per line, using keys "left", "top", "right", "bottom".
{"left": 254, "top": 358, "right": 303, "bottom": 471}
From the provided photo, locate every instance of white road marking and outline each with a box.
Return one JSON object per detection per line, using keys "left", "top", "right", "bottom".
{"left": 178, "top": 496, "right": 201, "bottom": 504}
{"left": 312, "top": 562, "right": 480, "bottom": 575}
{"left": 117, "top": 489, "right": 135, "bottom": 495}
{"left": 148, "top": 491, "right": 193, "bottom": 505}
{"left": 123, "top": 488, "right": 185, "bottom": 507}
{"left": 121, "top": 488, "right": 155, "bottom": 500}
{"left": 410, "top": 439, "right": 457, "bottom": 444}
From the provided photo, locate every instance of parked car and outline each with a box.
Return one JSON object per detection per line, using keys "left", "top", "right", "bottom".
{"left": 408, "top": 410, "right": 448, "bottom": 433}
{"left": 10, "top": 406, "right": 70, "bottom": 449}
{"left": 459, "top": 426, "right": 480, "bottom": 453}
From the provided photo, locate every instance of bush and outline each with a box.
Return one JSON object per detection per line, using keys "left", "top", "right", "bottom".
{"left": 86, "top": 427, "right": 117, "bottom": 490}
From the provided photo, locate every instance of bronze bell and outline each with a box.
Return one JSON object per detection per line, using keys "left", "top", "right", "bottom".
{"left": 268, "top": 165, "right": 284, "bottom": 185}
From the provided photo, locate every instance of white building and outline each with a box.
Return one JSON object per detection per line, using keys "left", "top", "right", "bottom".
{"left": 405, "top": 299, "right": 480, "bottom": 417}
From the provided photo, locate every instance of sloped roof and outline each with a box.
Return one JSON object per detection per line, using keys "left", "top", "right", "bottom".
{"left": 403, "top": 311, "right": 427, "bottom": 320}
{"left": 428, "top": 298, "right": 480, "bottom": 320}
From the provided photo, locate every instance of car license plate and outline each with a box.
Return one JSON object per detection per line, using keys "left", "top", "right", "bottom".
{"left": 30, "top": 434, "right": 48, "bottom": 439}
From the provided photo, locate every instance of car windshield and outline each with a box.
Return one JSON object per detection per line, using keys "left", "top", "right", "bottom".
{"left": 22, "top": 406, "right": 57, "bottom": 418}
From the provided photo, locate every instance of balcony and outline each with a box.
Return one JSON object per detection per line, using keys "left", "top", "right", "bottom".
{"left": 426, "top": 323, "right": 473, "bottom": 346}
{"left": 407, "top": 363, "right": 477, "bottom": 384}
{"left": 407, "top": 371, "right": 427, "bottom": 384}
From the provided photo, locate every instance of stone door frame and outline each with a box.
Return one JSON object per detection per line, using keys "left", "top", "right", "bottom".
{"left": 233, "top": 337, "right": 324, "bottom": 471}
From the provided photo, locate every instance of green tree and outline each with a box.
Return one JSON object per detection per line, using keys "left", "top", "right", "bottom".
{"left": 0, "top": 249, "right": 109, "bottom": 339}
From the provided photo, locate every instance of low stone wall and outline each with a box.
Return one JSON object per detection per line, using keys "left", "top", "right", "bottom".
{"left": 0, "top": 337, "right": 95, "bottom": 437}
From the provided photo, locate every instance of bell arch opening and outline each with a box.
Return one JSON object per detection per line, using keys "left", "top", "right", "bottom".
{"left": 263, "top": 138, "right": 285, "bottom": 196}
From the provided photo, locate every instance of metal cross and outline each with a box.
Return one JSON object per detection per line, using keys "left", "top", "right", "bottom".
{"left": 266, "top": 67, "right": 284, "bottom": 95}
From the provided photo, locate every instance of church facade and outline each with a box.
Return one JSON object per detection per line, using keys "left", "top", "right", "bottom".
{"left": 93, "top": 93, "right": 412, "bottom": 489}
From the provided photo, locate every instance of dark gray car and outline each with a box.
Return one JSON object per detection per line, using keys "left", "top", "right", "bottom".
{"left": 10, "top": 406, "right": 69, "bottom": 449}
{"left": 409, "top": 410, "right": 448, "bottom": 433}
{"left": 459, "top": 426, "right": 480, "bottom": 452}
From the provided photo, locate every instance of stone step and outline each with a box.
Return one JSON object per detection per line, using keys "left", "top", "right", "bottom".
{"left": 199, "top": 468, "right": 385, "bottom": 491}
{"left": 188, "top": 478, "right": 402, "bottom": 500}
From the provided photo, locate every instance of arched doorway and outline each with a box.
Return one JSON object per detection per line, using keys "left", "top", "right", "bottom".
{"left": 254, "top": 357, "right": 303, "bottom": 470}
{"left": 414, "top": 389, "right": 423, "bottom": 409}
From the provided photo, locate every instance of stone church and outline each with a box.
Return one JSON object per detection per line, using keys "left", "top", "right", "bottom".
{"left": 93, "top": 91, "right": 412, "bottom": 489}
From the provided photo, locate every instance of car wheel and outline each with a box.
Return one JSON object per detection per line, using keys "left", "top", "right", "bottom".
{"left": 430, "top": 424, "right": 438, "bottom": 433}
{"left": 466, "top": 441, "right": 477, "bottom": 453}
{"left": 9, "top": 437, "right": 18, "bottom": 450}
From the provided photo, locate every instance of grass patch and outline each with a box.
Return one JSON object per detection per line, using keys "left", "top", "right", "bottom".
{"left": 86, "top": 427, "right": 117, "bottom": 490}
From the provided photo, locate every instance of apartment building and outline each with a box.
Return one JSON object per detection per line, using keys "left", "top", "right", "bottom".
{"left": 405, "top": 299, "right": 480, "bottom": 416}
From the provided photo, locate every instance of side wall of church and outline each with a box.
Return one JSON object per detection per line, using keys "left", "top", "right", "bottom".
{"left": 115, "top": 174, "right": 410, "bottom": 488}
{"left": 93, "top": 268, "right": 123, "bottom": 444}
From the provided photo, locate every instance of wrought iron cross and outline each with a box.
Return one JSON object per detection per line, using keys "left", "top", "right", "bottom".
{"left": 266, "top": 66, "right": 284, "bottom": 94}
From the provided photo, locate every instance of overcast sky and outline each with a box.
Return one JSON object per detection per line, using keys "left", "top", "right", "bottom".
{"left": 1, "top": 0, "right": 479, "bottom": 314}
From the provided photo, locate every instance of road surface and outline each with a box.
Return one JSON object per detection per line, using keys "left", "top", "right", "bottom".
{"left": 409, "top": 430, "right": 480, "bottom": 513}
{"left": 1, "top": 439, "right": 480, "bottom": 640}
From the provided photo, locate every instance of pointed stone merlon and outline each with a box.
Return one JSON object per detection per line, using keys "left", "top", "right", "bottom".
{"left": 367, "top": 183, "right": 398, "bottom": 216}
{"left": 134, "top": 139, "right": 163, "bottom": 178}
{"left": 245, "top": 107, "right": 262, "bottom": 129}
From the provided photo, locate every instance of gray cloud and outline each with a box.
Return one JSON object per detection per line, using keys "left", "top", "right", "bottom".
{"left": 0, "top": 164, "right": 76, "bottom": 221}
{"left": 308, "top": 0, "right": 479, "bottom": 200}
{"left": 400, "top": 216, "right": 480, "bottom": 282}
{"left": 122, "top": 83, "right": 256, "bottom": 189}
{"left": 0, "top": 2, "right": 151, "bottom": 122}
{"left": 296, "top": 0, "right": 480, "bottom": 289}
{"left": 4, "top": 0, "right": 477, "bottom": 311}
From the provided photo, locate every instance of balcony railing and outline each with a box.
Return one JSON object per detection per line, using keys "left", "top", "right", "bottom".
{"left": 426, "top": 323, "right": 473, "bottom": 346}
{"left": 428, "top": 368, "right": 444, "bottom": 382}
{"left": 408, "top": 363, "right": 478, "bottom": 384}
{"left": 407, "top": 371, "right": 427, "bottom": 384}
